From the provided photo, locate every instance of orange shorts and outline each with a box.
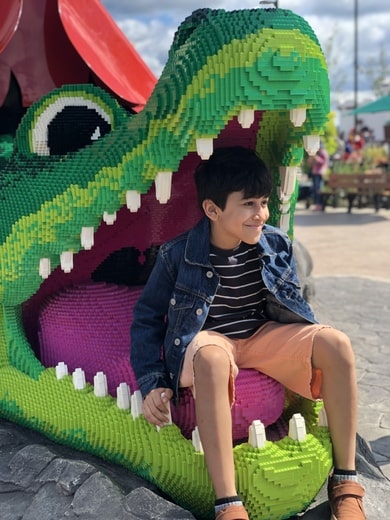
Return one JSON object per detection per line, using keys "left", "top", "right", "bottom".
{"left": 179, "top": 321, "right": 330, "bottom": 404}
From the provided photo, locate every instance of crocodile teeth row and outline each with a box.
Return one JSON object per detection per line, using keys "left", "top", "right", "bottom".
{"left": 125, "top": 171, "right": 173, "bottom": 210}
{"left": 38, "top": 121, "right": 320, "bottom": 277}
{"left": 196, "top": 132, "right": 319, "bottom": 162}
{"left": 195, "top": 107, "right": 313, "bottom": 160}
{"left": 55, "top": 362, "right": 314, "bottom": 452}
{"left": 249, "top": 413, "right": 308, "bottom": 446}
{"left": 36, "top": 160, "right": 304, "bottom": 277}
{"left": 236, "top": 108, "right": 306, "bottom": 130}
{"left": 38, "top": 171, "right": 174, "bottom": 277}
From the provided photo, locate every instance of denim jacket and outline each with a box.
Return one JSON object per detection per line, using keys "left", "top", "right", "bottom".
{"left": 130, "top": 217, "right": 317, "bottom": 401}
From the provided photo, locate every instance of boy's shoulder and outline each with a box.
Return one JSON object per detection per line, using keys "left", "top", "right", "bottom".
{"left": 261, "top": 224, "right": 291, "bottom": 251}
{"left": 262, "top": 224, "right": 289, "bottom": 240}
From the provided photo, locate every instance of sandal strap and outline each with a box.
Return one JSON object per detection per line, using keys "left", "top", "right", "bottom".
{"left": 215, "top": 504, "right": 249, "bottom": 520}
{"left": 331, "top": 481, "right": 365, "bottom": 500}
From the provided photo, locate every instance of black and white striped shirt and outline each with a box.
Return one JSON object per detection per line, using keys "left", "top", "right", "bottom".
{"left": 203, "top": 242, "right": 269, "bottom": 339}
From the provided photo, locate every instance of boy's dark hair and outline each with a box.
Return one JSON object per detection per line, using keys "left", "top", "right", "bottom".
{"left": 194, "top": 146, "right": 272, "bottom": 211}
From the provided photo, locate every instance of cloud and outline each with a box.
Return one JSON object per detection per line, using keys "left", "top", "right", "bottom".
{"left": 115, "top": 17, "right": 175, "bottom": 76}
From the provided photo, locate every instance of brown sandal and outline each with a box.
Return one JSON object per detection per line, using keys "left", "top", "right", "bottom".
{"left": 328, "top": 479, "right": 366, "bottom": 520}
{"left": 215, "top": 504, "right": 249, "bottom": 520}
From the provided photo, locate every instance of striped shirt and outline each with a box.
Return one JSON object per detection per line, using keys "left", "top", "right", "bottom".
{"left": 203, "top": 242, "right": 269, "bottom": 339}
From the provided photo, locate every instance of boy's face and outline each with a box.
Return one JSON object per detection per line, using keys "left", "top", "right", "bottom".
{"left": 205, "top": 190, "right": 270, "bottom": 250}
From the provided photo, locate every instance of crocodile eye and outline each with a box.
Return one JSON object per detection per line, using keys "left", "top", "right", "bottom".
{"left": 15, "top": 87, "right": 124, "bottom": 157}
{"left": 33, "top": 98, "right": 112, "bottom": 156}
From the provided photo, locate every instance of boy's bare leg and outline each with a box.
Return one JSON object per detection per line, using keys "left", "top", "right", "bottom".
{"left": 312, "top": 327, "right": 357, "bottom": 469}
{"left": 193, "top": 345, "right": 237, "bottom": 499}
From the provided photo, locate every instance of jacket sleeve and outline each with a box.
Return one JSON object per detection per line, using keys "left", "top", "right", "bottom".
{"left": 130, "top": 249, "right": 175, "bottom": 397}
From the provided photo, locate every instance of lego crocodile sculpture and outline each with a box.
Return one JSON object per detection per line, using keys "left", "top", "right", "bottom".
{"left": 0, "top": 8, "right": 332, "bottom": 519}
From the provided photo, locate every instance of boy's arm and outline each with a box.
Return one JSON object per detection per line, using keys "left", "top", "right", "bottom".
{"left": 130, "top": 250, "right": 174, "bottom": 398}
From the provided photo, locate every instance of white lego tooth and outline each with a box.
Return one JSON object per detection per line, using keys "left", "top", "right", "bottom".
{"left": 93, "top": 371, "right": 108, "bottom": 397}
{"left": 131, "top": 390, "right": 143, "bottom": 419}
{"left": 279, "top": 201, "right": 291, "bottom": 215}
{"left": 196, "top": 138, "right": 213, "bottom": 160}
{"left": 192, "top": 426, "right": 203, "bottom": 453}
{"left": 126, "top": 190, "right": 141, "bottom": 212}
{"left": 279, "top": 213, "right": 290, "bottom": 233}
{"left": 318, "top": 406, "right": 328, "bottom": 427}
{"left": 303, "top": 135, "right": 320, "bottom": 156}
{"left": 72, "top": 368, "right": 86, "bottom": 390}
{"left": 288, "top": 413, "right": 307, "bottom": 441}
{"left": 238, "top": 109, "right": 255, "bottom": 128}
{"left": 278, "top": 166, "right": 297, "bottom": 196}
{"left": 60, "top": 251, "right": 74, "bottom": 273}
{"left": 277, "top": 189, "right": 290, "bottom": 203}
{"left": 248, "top": 419, "right": 266, "bottom": 448}
{"left": 55, "top": 361, "right": 68, "bottom": 380}
{"left": 80, "top": 227, "right": 94, "bottom": 250}
{"left": 290, "top": 108, "right": 306, "bottom": 127}
{"left": 103, "top": 211, "right": 117, "bottom": 225}
{"left": 116, "top": 383, "right": 131, "bottom": 410}
{"left": 39, "top": 258, "right": 51, "bottom": 279}
{"left": 155, "top": 171, "right": 172, "bottom": 204}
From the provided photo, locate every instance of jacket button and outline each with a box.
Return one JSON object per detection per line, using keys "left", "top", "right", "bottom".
{"left": 196, "top": 308, "right": 203, "bottom": 316}
{"left": 206, "top": 271, "right": 213, "bottom": 278}
{"left": 170, "top": 298, "right": 176, "bottom": 306}
{"left": 174, "top": 338, "right": 181, "bottom": 345}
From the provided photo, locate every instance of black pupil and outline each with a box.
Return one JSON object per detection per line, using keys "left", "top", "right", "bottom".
{"left": 47, "top": 106, "right": 111, "bottom": 155}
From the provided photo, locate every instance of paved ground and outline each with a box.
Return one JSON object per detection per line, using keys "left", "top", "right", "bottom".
{"left": 294, "top": 203, "right": 390, "bottom": 282}
{"left": 294, "top": 203, "right": 390, "bottom": 479}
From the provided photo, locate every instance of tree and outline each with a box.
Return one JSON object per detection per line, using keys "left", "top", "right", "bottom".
{"left": 364, "top": 45, "right": 390, "bottom": 97}
{"left": 322, "top": 24, "right": 348, "bottom": 102}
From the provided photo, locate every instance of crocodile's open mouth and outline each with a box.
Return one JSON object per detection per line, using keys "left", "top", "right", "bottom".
{"left": 0, "top": 8, "right": 332, "bottom": 520}
{"left": 19, "top": 102, "right": 320, "bottom": 380}
{"left": 21, "top": 112, "right": 275, "bottom": 363}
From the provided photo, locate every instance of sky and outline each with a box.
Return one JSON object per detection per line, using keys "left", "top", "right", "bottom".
{"left": 101, "top": 0, "right": 390, "bottom": 109}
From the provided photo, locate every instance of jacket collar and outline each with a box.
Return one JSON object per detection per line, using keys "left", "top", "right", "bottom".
{"left": 184, "top": 217, "right": 274, "bottom": 267}
{"left": 184, "top": 217, "right": 212, "bottom": 266}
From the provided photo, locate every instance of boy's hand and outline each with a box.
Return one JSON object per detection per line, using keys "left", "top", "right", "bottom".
{"left": 143, "top": 387, "right": 173, "bottom": 427}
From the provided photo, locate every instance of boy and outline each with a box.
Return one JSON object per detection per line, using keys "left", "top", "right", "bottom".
{"left": 130, "top": 146, "right": 366, "bottom": 520}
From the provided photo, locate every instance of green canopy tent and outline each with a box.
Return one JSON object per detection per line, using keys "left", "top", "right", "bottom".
{"left": 350, "top": 95, "right": 390, "bottom": 114}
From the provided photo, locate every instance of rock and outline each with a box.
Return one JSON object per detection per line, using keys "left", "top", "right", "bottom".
{"left": 0, "top": 419, "right": 195, "bottom": 520}
{"left": 293, "top": 239, "right": 315, "bottom": 301}
{"left": 0, "top": 419, "right": 389, "bottom": 519}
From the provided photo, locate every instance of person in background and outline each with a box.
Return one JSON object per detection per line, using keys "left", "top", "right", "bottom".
{"left": 309, "top": 142, "right": 329, "bottom": 210}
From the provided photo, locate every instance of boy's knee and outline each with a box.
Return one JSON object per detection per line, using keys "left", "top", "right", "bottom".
{"left": 194, "top": 344, "right": 231, "bottom": 375}
{"left": 314, "top": 327, "right": 355, "bottom": 367}
{"left": 318, "top": 327, "right": 351, "bottom": 348}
